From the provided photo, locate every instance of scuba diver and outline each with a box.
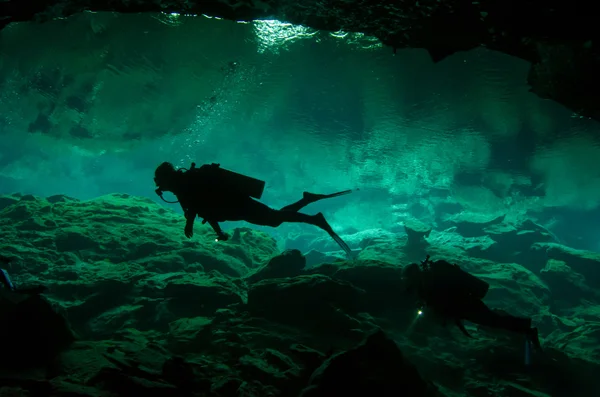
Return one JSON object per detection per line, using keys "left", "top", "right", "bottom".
{"left": 403, "top": 255, "right": 542, "bottom": 351}
{"left": 154, "top": 161, "right": 353, "bottom": 257}
{"left": 0, "top": 255, "right": 47, "bottom": 295}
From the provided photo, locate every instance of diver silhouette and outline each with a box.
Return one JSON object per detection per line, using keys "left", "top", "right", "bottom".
{"left": 154, "top": 162, "right": 353, "bottom": 257}
{"left": 403, "top": 256, "right": 542, "bottom": 351}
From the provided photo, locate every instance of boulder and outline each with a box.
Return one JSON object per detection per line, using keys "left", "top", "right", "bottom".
{"left": 539, "top": 259, "right": 595, "bottom": 309}
{"left": 246, "top": 249, "right": 306, "bottom": 283}
{"left": 531, "top": 243, "right": 600, "bottom": 290}
{"left": 485, "top": 219, "right": 555, "bottom": 253}
{"left": 404, "top": 220, "right": 432, "bottom": 249}
{"left": 306, "top": 260, "right": 408, "bottom": 316}
{"left": 450, "top": 213, "right": 506, "bottom": 238}
{"left": 0, "top": 291, "right": 74, "bottom": 369}
{"left": 299, "top": 330, "right": 435, "bottom": 397}
{"left": 247, "top": 275, "right": 370, "bottom": 339}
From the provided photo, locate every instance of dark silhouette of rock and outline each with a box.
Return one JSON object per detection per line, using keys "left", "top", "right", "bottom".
{"left": 246, "top": 249, "right": 306, "bottom": 283}
{"left": 0, "top": 291, "right": 74, "bottom": 370}
{"left": 247, "top": 275, "right": 370, "bottom": 339}
{"left": 300, "top": 330, "right": 436, "bottom": 397}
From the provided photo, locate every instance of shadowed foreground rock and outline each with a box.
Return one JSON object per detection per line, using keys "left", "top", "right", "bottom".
{"left": 0, "top": 290, "right": 74, "bottom": 369}
{"left": 1, "top": 0, "right": 599, "bottom": 121}
{"left": 300, "top": 330, "right": 436, "bottom": 397}
{"left": 1, "top": 193, "right": 600, "bottom": 396}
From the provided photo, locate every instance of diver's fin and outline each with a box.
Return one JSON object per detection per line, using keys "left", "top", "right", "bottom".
{"left": 455, "top": 320, "right": 474, "bottom": 338}
{"left": 314, "top": 212, "right": 353, "bottom": 259}
{"left": 303, "top": 190, "right": 354, "bottom": 204}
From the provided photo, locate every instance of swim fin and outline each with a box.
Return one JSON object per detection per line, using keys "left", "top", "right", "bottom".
{"left": 314, "top": 212, "right": 353, "bottom": 258}
{"left": 303, "top": 190, "right": 354, "bottom": 204}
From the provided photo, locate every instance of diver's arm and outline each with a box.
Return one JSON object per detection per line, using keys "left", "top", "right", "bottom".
{"left": 184, "top": 210, "right": 196, "bottom": 238}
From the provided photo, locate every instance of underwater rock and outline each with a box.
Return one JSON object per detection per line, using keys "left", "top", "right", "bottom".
{"left": 86, "top": 366, "right": 178, "bottom": 395}
{"left": 55, "top": 227, "right": 100, "bottom": 252}
{"left": 0, "top": 290, "right": 74, "bottom": 370}
{"left": 306, "top": 260, "right": 409, "bottom": 316}
{"left": 291, "top": 228, "right": 396, "bottom": 254}
{"left": 531, "top": 243, "right": 600, "bottom": 290}
{"left": 539, "top": 259, "right": 593, "bottom": 309}
{"left": 0, "top": 195, "right": 19, "bottom": 211}
{"left": 142, "top": 271, "right": 245, "bottom": 319}
{"left": 167, "top": 316, "right": 214, "bottom": 354}
{"left": 303, "top": 249, "right": 343, "bottom": 268}
{"left": 247, "top": 275, "right": 370, "bottom": 339}
{"left": 246, "top": 249, "right": 306, "bottom": 283}
{"left": 46, "top": 194, "right": 79, "bottom": 204}
{"left": 162, "top": 356, "right": 212, "bottom": 392}
{"left": 46, "top": 261, "right": 144, "bottom": 334}
{"left": 551, "top": 323, "right": 600, "bottom": 364}
{"left": 0, "top": 193, "right": 275, "bottom": 276}
{"left": 485, "top": 219, "right": 555, "bottom": 252}
{"left": 403, "top": 219, "right": 432, "bottom": 248}
{"left": 2, "top": 190, "right": 600, "bottom": 396}
{"left": 346, "top": 228, "right": 398, "bottom": 250}
{"left": 449, "top": 213, "right": 506, "bottom": 238}
{"left": 237, "top": 349, "right": 303, "bottom": 393}
{"left": 441, "top": 219, "right": 556, "bottom": 268}
{"left": 299, "top": 330, "right": 434, "bottom": 397}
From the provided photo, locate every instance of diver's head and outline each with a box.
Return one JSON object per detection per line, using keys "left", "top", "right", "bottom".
{"left": 154, "top": 162, "right": 178, "bottom": 192}
{"left": 402, "top": 263, "right": 423, "bottom": 292}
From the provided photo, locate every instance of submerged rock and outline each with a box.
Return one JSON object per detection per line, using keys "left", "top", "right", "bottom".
{"left": 247, "top": 275, "right": 370, "bottom": 339}
{"left": 404, "top": 220, "right": 432, "bottom": 248}
{"left": 449, "top": 213, "right": 506, "bottom": 238}
{"left": 246, "top": 249, "right": 306, "bottom": 283}
{"left": 485, "top": 219, "right": 555, "bottom": 253}
{"left": 1, "top": 192, "right": 599, "bottom": 396}
{"left": 306, "top": 260, "right": 408, "bottom": 316}
{"left": 532, "top": 243, "right": 600, "bottom": 289}
{"left": 540, "top": 259, "right": 595, "bottom": 309}
{"left": 0, "top": 290, "right": 74, "bottom": 369}
{"left": 300, "top": 330, "right": 435, "bottom": 397}
{"left": 303, "top": 249, "right": 342, "bottom": 268}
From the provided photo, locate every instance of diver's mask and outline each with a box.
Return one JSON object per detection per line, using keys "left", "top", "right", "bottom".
{"left": 154, "top": 178, "right": 180, "bottom": 204}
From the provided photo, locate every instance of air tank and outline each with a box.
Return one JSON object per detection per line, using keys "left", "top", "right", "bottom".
{"left": 213, "top": 167, "right": 266, "bottom": 199}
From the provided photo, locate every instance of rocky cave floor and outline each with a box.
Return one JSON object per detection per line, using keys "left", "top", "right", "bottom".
{"left": 1, "top": 193, "right": 599, "bottom": 396}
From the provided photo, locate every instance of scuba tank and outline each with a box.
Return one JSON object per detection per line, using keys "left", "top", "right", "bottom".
{"left": 195, "top": 163, "right": 266, "bottom": 200}
{"left": 422, "top": 256, "right": 490, "bottom": 300}
{"left": 155, "top": 162, "right": 266, "bottom": 203}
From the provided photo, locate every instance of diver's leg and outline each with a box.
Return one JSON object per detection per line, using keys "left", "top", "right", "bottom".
{"left": 280, "top": 190, "right": 354, "bottom": 213}
{"left": 462, "top": 300, "right": 540, "bottom": 348}
{"left": 307, "top": 212, "right": 352, "bottom": 257}
{"left": 242, "top": 200, "right": 352, "bottom": 257}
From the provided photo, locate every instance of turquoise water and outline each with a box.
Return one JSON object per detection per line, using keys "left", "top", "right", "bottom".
{"left": 0, "top": 12, "right": 599, "bottom": 251}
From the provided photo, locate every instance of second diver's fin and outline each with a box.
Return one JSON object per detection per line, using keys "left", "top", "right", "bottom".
{"left": 455, "top": 319, "right": 474, "bottom": 338}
